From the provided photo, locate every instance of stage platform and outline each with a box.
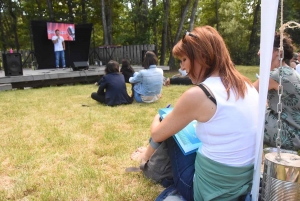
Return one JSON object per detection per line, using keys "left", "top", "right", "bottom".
{"left": 0, "top": 65, "right": 170, "bottom": 91}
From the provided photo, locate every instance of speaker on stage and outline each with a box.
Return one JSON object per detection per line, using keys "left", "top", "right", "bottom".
{"left": 72, "top": 61, "right": 89, "bottom": 71}
{"left": 2, "top": 53, "right": 23, "bottom": 76}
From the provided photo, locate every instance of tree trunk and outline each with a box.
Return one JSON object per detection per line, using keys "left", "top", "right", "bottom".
{"left": 142, "top": 0, "right": 149, "bottom": 30}
{"left": 46, "top": 0, "right": 55, "bottom": 21}
{"left": 106, "top": 0, "right": 113, "bottom": 44}
{"left": 247, "top": 0, "right": 260, "bottom": 65}
{"left": 8, "top": 0, "right": 19, "bottom": 52}
{"left": 189, "top": 0, "right": 199, "bottom": 31}
{"left": 101, "top": 0, "right": 109, "bottom": 45}
{"left": 67, "top": 0, "right": 74, "bottom": 23}
{"left": 168, "top": 0, "right": 191, "bottom": 69}
{"left": 153, "top": 0, "right": 158, "bottom": 56}
{"left": 81, "top": 0, "right": 87, "bottom": 23}
{"left": 0, "top": 2, "right": 6, "bottom": 52}
{"left": 160, "top": 0, "right": 169, "bottom": 65}
{"left": 216, "top": 0, "right": 219, "bottom": 31}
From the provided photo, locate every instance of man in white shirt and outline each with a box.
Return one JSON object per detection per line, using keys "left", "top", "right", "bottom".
{"left": 52, "top": 29, "right": 66, "bottom": 69}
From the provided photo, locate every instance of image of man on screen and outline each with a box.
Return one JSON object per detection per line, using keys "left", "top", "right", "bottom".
{"left": 52, "top": 29, "right": 66, "bottom": 69}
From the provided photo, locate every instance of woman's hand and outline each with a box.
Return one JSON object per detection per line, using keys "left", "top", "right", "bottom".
{"left": 150, "top": 86, "right": 216, "bottom": 143}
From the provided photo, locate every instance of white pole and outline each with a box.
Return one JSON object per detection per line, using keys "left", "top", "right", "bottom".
{"left": 251, "top": 0, "right": 279, "bottom": 200}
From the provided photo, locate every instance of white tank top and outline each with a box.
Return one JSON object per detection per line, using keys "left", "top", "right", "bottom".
{"left": 196, "top": 77, "right": 259, "bottom": 166}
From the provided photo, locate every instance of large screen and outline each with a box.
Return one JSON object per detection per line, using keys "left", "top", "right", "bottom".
{"left": 47, "top": 22, "right": 75, "bottom": 41}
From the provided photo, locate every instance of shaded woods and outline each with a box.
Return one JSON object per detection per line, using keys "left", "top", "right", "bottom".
{"left": 0, "top": 0, "right": 299, "bottom": 68}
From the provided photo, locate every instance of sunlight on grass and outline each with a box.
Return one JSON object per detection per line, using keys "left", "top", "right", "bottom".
{"left": 0, "top": 66, "right": 258, "bottom": 200}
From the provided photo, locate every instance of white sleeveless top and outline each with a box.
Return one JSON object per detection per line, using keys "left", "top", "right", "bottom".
{"left": 196, "top": 77, "right": 259, "bottom": 166}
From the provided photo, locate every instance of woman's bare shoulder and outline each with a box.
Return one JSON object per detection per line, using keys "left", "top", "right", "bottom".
{"left": 177, "top": 85, "right": 217, "bottom": 122}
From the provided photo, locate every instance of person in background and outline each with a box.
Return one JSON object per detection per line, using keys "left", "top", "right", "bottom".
{"left": 120, "top": 59, "right": 135, "bottom": 83}
{"left": 91, "top": 60, "right": 133, "bottom": 106}
{"left": 52, "top": 29, "right": 66, "bottom": 69}
{"left": 163, "top": 62, "right": 193, "bottom": 86}
{"left": 129, "top": 51, "right": 163, "bottom": 103}
{"left": 253, "top": 33, "right": 300, "bottom": 151}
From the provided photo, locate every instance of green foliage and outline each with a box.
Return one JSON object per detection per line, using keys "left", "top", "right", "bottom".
{"left": 0, "top": 0, "right": 299, "bottom": 65}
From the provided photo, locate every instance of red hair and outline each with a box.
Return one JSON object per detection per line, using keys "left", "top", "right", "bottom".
{"left": 172, "top": 26, "right": 251, "bottom": 99}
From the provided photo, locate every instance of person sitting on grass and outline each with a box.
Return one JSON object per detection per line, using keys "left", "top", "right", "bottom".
{"left": 120, "top": 59, "right": 135, "bottom": 83}
{"left": 131, "top": 26, "right": 259, "bottom": 201}
{"left": 163, "top": 62, "right": 192, "bottom": 86}
{"left": 129, "top": 51, "right": 163, "bottom": 103}
{"left": 91, "top": 60, "right": 133, "bottom": 106}
{"left": 253, "top": 33, "right": 300, "bottom": 151}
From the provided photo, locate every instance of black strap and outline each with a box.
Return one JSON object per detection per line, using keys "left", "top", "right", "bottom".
{"left": 197, "top": 83, "right": 217, "bottom": 105}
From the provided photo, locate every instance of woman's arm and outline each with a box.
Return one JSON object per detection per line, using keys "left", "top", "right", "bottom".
{"left": 97, "top": 76, "right": 107, "bottom": 95}
{"left": 151, "top": 86, "right": 217, "bottom": 142}
{"left": 129, "top": 72, "right": 142, "bottom": 83}
{"left": 253, "top": 79, "right": 259, "bottom": 92}
{"left": 253, "top": 78, "right": 279, "bottom": 92}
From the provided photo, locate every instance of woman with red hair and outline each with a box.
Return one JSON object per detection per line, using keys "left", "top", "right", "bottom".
{"left": 150, "top": 26, "right": 259, "bottom": 200}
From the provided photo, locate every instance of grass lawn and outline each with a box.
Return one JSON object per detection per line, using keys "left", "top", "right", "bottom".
{"left": 0, "top": 65, "right": 259, "bottom": 200}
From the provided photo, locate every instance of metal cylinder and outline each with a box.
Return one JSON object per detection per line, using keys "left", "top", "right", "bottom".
{"left": 261, "top": 152, "right": 300, "bottom": 201}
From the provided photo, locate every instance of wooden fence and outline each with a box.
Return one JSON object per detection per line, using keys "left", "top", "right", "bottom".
{"left": 0, "top": 44, "right": 156, "bottom": 69}
{"left": 89, "top": 44, "right": 155, "bottom": 65}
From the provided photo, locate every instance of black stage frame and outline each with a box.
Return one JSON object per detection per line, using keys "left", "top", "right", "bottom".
{"left": 31, "top": 20, "right": 93, "bottom": 69}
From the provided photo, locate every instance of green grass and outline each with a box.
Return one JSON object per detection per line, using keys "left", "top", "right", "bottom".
{"left": 0, "top": 65, "right": 259, "bottom": 200}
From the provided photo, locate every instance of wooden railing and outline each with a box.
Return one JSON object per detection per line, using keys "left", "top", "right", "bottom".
{"left": 89, "top": 44, "right": 155, "bottom": 65}
{"left": 0, "top": 44, "right": 156, "bottom": 69}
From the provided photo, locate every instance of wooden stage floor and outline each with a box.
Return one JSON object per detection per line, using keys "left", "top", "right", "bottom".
{"left": 0, "top": 65, "right": 169, "bottom": 91}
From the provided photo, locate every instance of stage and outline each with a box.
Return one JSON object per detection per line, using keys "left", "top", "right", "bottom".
{"left": 0, "top": 65, "right": 170, "bottom": 91}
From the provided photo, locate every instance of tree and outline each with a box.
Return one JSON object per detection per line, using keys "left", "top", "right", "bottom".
{"left": 81, "top": 0, "right": 87, "bottom": 23}
{"left": 216, "top": 0, "right": 219, "bottom": 31}
{"left": 168, "top": 0, "right": 192, "bottom": 69}
{"left": 152, "top": 0, "right": 158, "bottom": 55}
{"left": 35, "top": 0, "right": 43, "bottom": 19}
{"left": 189, "top": 0, "right": 199, "bottom": 31}
{"left": 67, "top": 0, "right": 74, "bottom": 23}
{"left": 46, "top": 0, "right": 54, "bottom": 21}
{"left": 105, "top": 0, "right": 113, "bottom": 45}
{"left": 247, "top": 0, "right": 261, "bottom": 65}
{"left": 160, "top": 0, "right": 169, "bottom": 65}
{"left": 8, "top": 0, "right": 20, "bottom": 51}
{"left": 101, "top": 0, "right": 109, "bottom": 45}
{"left": 0, "top": 1, "right": 6, "bottom": 51}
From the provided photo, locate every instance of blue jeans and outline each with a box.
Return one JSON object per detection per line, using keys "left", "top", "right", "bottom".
{"left": 156, "top": 137, "right": 196, "bottom": 201}
{"left": 133, "top": 89, "right": 143, "bottom": 103}
{"left": 55, "top": 50, "right": 66, "bottom": 67}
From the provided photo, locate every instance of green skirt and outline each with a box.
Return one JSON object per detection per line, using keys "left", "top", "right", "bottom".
{"left": 194, "top": 152, "right": 254, "bottom": 201}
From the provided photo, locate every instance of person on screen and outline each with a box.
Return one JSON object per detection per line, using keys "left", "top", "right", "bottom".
{"left": 52, "top": 29, "right": 66, "bottom": 69}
